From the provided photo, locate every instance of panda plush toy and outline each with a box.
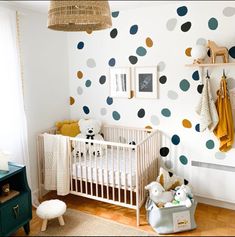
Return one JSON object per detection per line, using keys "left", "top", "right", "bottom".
{"left": 74, "top": 118, "right": 104, "bottom": 157}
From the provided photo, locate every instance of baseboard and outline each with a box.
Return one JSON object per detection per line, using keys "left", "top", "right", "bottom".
{"left": 196, "top": 195, "right": 235, "bottom": 210}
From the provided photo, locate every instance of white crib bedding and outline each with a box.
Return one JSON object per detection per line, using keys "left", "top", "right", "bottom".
{"left": 72, "top": 148, "right": 136, "bottom": 188}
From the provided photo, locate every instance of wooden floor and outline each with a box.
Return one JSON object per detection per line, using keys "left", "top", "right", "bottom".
{"left": 14, "top": 191, "right": 235, "bottom": 236}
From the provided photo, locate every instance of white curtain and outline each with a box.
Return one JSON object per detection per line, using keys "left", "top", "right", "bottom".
{"left": 0, "top": 8, "right": 31, "bottom": 181}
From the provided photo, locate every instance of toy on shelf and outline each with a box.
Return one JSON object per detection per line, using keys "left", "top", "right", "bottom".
{"left": 207, "top": 40, "right": 229, "bottom": 64}
{"left": 191, "top": 45, "right": 207, "bottom": 64}
{"left": 2, "top": 183, "right": 10, "bottom": 196}
{"left": 145, "top": 181, "right": 174, "bottom": 208}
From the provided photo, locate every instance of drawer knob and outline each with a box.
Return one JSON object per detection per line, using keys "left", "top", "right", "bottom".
{"left": 13, "top": 204, "right": 19, "bottom": 218}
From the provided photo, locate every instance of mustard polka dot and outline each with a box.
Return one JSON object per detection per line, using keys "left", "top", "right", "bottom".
{"left": 77, "top": 71, "right": 83, "bottom": 79}
{"left": 185, "top": 47, "right": 192, "bottom": 57}
{"left": 70, "top": 97, "right": 75, "bottom": 105}
{"left": 146, "top": 37, "right": 153, "bottom": 48}
{"left": 182, "top": 119, "right": 192, "bottom": 128}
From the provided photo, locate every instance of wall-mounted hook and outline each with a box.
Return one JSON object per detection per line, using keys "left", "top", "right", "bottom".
{"left": 206, "top": 69, "right": 210, "bottom": 78}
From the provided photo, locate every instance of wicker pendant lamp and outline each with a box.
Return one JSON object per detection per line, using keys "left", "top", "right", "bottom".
{"left": 48, "top": 0, "right": 112, "bottom": 32}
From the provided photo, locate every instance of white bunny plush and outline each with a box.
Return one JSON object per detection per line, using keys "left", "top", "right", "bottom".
{"left": 165, "top": 184, "right": 193, "bottom": 208}
{"left": 145, "top": 181, "right": 174, "bottom": 207}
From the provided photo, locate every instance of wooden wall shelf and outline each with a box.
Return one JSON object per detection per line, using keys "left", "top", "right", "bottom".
{"left": 185, "top": 62, "right": 235, "bottom": 67}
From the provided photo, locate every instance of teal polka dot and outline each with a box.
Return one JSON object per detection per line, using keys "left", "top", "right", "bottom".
{"left": 177, "top": 6, "right": 188, "bottom": 16}
{"left": 112, "top": 111, "right": 121, "bottom": 121}
{"left": 208, "top": 17, "right": 218, "bottom": 30}
{"left": 161, "top": 108, "right": 171, "bottom": 117}
{"left": 112, "top": 11, "right": 119, "bottom": 18}
{"left": 130, "top": 25, "right": 138, "bottom": 35}
{"left": 85, "top": 80, "right": 91, "bottom": 87}
{"left": 136, "top": 47, "right": 147, "bottom": 56}
{"left": 192, "top": 70, "right": 199, "bottom": 81}
{"left": 179, "top": 79, "right": 190, "bottom": 92}
{"left": 206, "top": 140, "right": 215, "bottom": 149}
{"left": 179, "top": 155, "right": 188, "bottom": 165}
{"left": 171, "top": 135, "right": 180, "bottom": 145}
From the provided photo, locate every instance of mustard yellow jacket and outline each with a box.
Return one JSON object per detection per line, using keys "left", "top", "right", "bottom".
{"left": 213, "top": 76, "right": 234, "bottom": 152}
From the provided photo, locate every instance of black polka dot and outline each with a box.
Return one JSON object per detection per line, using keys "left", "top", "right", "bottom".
{"left": 197, "top": 84, "right": 204, "bottom": 94}
{"left": 160, "top": 147, "right": 169, "bottom": 157}
{"left": 181, "top": 21, "right": 192, "bottom": 32}
{"left": 229, "top": 46, "right": 235, "bottom": 58}
{"left": 110, "top": 28, "right": 118, "bottom": 38}
{"left": 129, "top": 55, "right": 138, "bottom": 65}
{"left": 159, "top": 75, "right": 167, "bottom": 84}
{"left": 99, "top": 75, "right": 106, "bottom": 85}
{"left": 137, "top": 108, "right": 145, "bottom": 118}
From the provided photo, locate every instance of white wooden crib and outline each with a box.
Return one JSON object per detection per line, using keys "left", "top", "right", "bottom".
{"left": 37, "top": 124, "right": 160, "bottom": 226}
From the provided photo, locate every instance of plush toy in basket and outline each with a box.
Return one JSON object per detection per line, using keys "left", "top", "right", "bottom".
{"left": 145, "top": 167, "right": 197, "bottom": 234}
{"left": 74, "top": 118, "right": 104, "bottom": 157}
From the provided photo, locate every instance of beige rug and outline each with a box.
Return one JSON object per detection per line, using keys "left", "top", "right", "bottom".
{"left": 36, "top": 209, "right": 153, "bottom": 236}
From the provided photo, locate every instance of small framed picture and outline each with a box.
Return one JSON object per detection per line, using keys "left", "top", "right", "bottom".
{"left": 135, "top": 67, "right": 157, "bottom": 99}
{"left": 110, "top": 67, "right": 131, "bottom": 98}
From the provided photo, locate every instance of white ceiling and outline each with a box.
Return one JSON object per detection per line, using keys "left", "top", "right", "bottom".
{"left": 6, "top": 1, "right": 170, "bottom": 13}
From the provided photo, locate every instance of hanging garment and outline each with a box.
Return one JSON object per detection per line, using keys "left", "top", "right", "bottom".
{"left": 213, "top": 76, "right": 234, "bottom": 152}
{"left": 195, "top": 76, "right": 219, "bottom": 132}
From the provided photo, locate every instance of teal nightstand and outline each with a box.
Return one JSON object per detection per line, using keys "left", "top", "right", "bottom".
{"left": 0, "top": 162, "right": 32, "bottom": 236}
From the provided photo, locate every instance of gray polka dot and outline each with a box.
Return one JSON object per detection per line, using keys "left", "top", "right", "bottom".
{"left": 86, "top": 58, "right": 96, "bottom": 68}
{"left": 165, "top": 160, "right": 173, "bottom": 169}
{"left": 157, "top": 61, "right": 166, "bottom": 72}
{"left": 227, "top": 78, "right": 235, "bottom": 89}
{"left": 166, "top": 18, "right": 177, "bottom": 31}
{"left": 77, "top": 86, "right": 83, "bottom": 95}
{"left": 100, "top": 108, "right": 107, "bottom": 116}
{"left": 215, "top": 152, "right": 226, "bottom": 160}
{"left": 223, "top": 7, "right": 235, "bottom": 17}
{"left": 151, "top": 115, "right": 160, "bottom": 126}
{"left": 167, "top": 90, "right": 178, "bottom": 100}
{"left": 196, "top": 38, "right": 207, "bottom": 46}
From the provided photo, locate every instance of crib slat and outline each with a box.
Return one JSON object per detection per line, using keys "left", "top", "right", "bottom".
{"left": 101, "top": 144, "right": 104, "bottom": 199}
{"left": 84, "top": 142, "right": 88, "bottom": 195}
{"left": 124, "top": 147, "right": 127, "bottom": 204}
{"left": 75, "top": 142, "right": 78, "bottom": 193}
{"left": 112, "top": 146, "right": 115, "bottom": 201}
{"left": 105, "top": 146, "right": 109, "bottom": 200}
{"left": 95, "top": 145, "right": 98, "bottom": 197}
{"left": 117, "top": 146, "right": 120, "bottom": 203}
{"left": 79, "top": 141, "right": 83, "bottom": 193}
{"left": 129, "top": 147, "right": 133, "bottom": 205}
{"left": 89, "top": 142, "right": 93, "bottom": 196}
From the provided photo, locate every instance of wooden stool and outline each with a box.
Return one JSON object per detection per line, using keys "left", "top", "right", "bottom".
{"left": 36, "top": 199, "right": 66, "bottom": 231}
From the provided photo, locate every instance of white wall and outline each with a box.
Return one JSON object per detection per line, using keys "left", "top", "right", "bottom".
{"left": 68, "top": 1, "right": 235, "bottom": 204}
{"left": 19, "top": 11, "right": 70, "bottom": 195}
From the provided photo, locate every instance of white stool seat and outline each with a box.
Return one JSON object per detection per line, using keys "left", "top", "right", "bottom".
{"left": 36, "top": 199, "right": 66, "bottom": 231}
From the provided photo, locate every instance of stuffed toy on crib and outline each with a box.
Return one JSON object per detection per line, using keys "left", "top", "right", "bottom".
{"left": 74, "top": 118, "right": 104, "bottom": 157}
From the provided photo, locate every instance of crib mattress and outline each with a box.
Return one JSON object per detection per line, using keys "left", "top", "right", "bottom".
{"left": 72, "top": 148, "right": 136, "bottom": 188}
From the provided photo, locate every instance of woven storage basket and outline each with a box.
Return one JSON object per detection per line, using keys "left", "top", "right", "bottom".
{"left": 48, "top": 0, "right": 112, "bottom": 31}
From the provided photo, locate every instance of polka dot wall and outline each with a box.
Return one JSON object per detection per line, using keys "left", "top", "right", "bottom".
{"left": 69, "top": 2, "right": 235, "bottom": 178}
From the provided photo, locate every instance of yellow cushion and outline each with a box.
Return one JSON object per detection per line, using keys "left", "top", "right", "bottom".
{"left": 55, "top": 120, "right": 80, "bottom": 137}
